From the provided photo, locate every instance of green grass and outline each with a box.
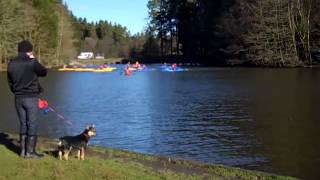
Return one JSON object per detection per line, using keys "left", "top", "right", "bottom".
{"left": 0, "top": 134, "right": 298, "bottom": 180}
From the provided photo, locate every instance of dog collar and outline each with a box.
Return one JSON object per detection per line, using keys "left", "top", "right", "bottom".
{"left": 83, "top": 133, "right": 90, "bottom": 139}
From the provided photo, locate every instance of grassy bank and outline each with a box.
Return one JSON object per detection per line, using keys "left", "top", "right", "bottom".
{"left": 0, "top": 133, "right": 297, "bottom": 180}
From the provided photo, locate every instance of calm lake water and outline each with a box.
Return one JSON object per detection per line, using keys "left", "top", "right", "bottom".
{"left": 1, "top": 66, "right": 320, "bottom": 179}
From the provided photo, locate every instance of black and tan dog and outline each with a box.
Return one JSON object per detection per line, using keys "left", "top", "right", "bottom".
{"left": 58, "top": 124, "right": 96, "bottom": 160}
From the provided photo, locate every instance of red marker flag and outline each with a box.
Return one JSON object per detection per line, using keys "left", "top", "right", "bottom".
{"left": 38, "top": 99, "right": 48, "bottom": 109}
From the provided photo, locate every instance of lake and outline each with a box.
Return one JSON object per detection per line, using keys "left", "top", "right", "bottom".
{"left": 1, "top": 66, "right": 320, "bottom": 179}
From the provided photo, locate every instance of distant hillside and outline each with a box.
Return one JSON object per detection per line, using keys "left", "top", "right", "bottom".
{"left": 0, "top": 0, "right": 78, "bottom": 66}
{"left": 0, "top": 0, "right": 147, "bottom": 68}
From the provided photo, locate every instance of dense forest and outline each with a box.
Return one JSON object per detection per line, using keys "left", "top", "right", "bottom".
{"left": 146, "top": 0, "right": 320, "bottom": 67}
{"left": 1, "top": 0, "right": 320, "bottom": 68}
{"left": 71, "top": 18, "right": 130, "bottom": 58}
{"left": 0, "top": 0, "right": 78, "bottom": 66}
{"left": 0, "top": 0, "right": 149, "bottom": 67}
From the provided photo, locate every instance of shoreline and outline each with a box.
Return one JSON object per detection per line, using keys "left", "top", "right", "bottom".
{"left": 0, "top": 133, "right": 297, "bottom": 179}
{"left": 2, "top": 60, "right": 320, "bottom": 72}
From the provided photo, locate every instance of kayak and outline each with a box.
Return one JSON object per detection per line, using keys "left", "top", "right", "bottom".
{"left": 128, "top": 67, "right": 144, "bottom": 71}
{"left": 74, "top": 68, "right": 96, "bottom": 72}
{"left": 91, "top": 67, "right": 116, "bottom": 72}
{"left": 57, "top": 68, "right": 76, "bottom": 71}
{"left": 58, "top": 67, "right": 116, "bottom": 72}
{"left": 162, "top": 67, "right": 186, "bottom": 72}
{"left": 135, "top": 68, "right": 156, "bottom": 72}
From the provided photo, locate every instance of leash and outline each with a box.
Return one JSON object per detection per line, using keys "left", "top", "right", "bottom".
{"left": 47, "top": 106, "right": 73, "bottom": 126}
{"left": 39, "top": 99, "right": 73, "bottom": 126}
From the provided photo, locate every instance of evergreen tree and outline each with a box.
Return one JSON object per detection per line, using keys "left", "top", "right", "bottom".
{"left": 146, "top": 0, "right": 317, "bottom": 66}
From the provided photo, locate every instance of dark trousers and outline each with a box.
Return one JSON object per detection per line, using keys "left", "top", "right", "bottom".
{"left": 15, "top": 97, "right": 39, "bottom": 136}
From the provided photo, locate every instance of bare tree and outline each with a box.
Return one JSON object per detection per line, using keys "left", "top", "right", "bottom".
{"left": 239, "top": 0, "right": 312, "bottom": 67}
{"left": 0, "top": 0, "right": 22, "bottom": 64}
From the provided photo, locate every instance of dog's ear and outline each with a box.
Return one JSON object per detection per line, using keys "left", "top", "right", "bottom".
{"left": 86, "top": 125, "right": 90, "bottom": 130}
{"left": 92, "top": 124, "right": 95, "bottom": 128}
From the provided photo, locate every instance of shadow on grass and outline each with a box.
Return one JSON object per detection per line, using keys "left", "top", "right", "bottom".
{"left": 43, "top": 149, "right": 59, "bottom": 158}
{"left": 0, "top": 133, "right": 59, "bottom": 158}
{"left": 0, "top": 132, "right": 20, "bottom": 155}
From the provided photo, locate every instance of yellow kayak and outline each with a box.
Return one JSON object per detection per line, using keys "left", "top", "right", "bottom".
{"left": 91, "top": 67, "right": 116, "bottom": 72}
{"left": 58, "top": 68, "right": 76, "bottom": 71}
{"left": 58, "top": 67, "right": 116, "bottom": 72}
{"left": 74, "top": 68, "right": 96, "bottom": 72}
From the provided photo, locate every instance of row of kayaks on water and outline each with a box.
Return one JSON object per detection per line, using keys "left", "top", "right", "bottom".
{"left": 127, "top": 66, "right": 187, "bottom": 72}
{"left": 58, "top": 65, "right": 188, "bottom": 73}
{"left": 58, "top": 67, "right": 117, "bottom": 72}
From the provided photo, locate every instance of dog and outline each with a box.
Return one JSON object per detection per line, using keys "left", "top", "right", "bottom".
{"left": 58, "top": 124, "right": 96, "bottom": 160}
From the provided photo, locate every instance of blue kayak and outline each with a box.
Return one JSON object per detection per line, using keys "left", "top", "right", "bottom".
{"left": 136, "top": 68, "right": 156, "bottom": 72}
{"left": 162, "top": 66, "right": 185, "bottom": 72}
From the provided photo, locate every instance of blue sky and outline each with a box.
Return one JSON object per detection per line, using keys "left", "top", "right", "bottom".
{"left": 64, "top": 0, "right": 149, "bottom": 34}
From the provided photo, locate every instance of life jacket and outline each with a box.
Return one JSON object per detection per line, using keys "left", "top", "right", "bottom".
{"left": 124, "top": 68, "right": 132, "bottom": 76}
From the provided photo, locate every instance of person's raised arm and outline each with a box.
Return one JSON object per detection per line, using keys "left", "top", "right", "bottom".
{"left": 33, "top": 59, "right": 47, "bottom": 77}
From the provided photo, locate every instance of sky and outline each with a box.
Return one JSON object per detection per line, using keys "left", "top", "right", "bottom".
{"left": 64, "top": 0, "right": 149, "bottom": 34}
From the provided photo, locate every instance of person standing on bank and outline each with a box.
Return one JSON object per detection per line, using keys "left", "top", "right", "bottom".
{"left": 7, "top": 40, "right": 47, "bottom": 158}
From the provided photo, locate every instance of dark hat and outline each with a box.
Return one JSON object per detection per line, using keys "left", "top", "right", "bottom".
{"left": 18, "top": 40, "right": 33, "bottom": 52}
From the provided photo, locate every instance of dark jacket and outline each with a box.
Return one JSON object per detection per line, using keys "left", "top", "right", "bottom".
{"left": 7, "top": 53, "right": 47, "bottom": 97}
